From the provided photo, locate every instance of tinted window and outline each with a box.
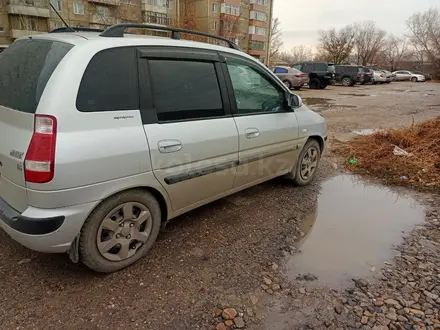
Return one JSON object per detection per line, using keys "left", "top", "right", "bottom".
{"left": 335, "top": 66, "right": 344, "bottom": 73}
{"left": 77, "top": 47, "right": 138, "bottom": 112}
{"left": 345, "top": 66, "right": 358, "bottom": 73}
{"left": 149, "top": 60, "right": 223, "bottom": 122}
{"left": 301, "top": 63, "right": 313, "bottom": 72}
{"left": 227, "top": 58, "right": 284, "bottom": 114}
{"left": 274, "top": 67, "right": 288, "bottom": 73}
{"left": 0, "top": 39, "right": 73, "bottom": 113}
{"left": 313, "top": 63, "right": 327, "bottom": 71}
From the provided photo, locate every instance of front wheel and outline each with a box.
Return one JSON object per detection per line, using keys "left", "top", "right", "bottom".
{"left": 319, "top": 83, "right": 328, "bottom": 89}
{"left": 79, "top": 190, "right": 162, "bottom": 273}
{"left": 288, "top": 139, "right": 321, "bottom": 186}
{"left": 283, "top": 80, "right": 292, "bottom": 89}
{"left": 309, "top": 78, "right": 320, "bottom": 89}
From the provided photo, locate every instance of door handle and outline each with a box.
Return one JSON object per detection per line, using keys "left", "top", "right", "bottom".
{"left": 245, "top": 128, "right": 260, "bottom": 139}
{"left": 158, "top": 139, "right": 182, "bottom": 153}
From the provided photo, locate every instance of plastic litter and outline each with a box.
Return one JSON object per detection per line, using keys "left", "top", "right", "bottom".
{"left": 349, "top": 157, "right": 358, "bottom": 165}
{"left": 400, "top": 176, "right": 409, "bottom": 182}
{"left": 393, "top": 145, "right": 412, "bottom": 157}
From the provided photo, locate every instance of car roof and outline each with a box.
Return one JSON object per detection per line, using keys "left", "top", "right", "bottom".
{"left": 16, "top": 31, "right": 254, "bottom": 60}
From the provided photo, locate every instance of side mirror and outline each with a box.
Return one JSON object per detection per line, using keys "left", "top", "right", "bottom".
{"left": 283, "top": 92, "right": 302, "bottom": 110}
{"left": 292, "top": 94, "right": 302, "bottom": 108}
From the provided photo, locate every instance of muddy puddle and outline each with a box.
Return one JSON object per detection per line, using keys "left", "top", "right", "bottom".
{"left": 286, "top": 175, "right": 425, "bottom": 288}
{"left": 303, "top": 98, "right": 357, "bottom": 111}
{"left": 338, "top": 93, "right": 369, "bottom": 97}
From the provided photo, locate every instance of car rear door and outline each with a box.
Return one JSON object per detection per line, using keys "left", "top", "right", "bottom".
{"left": 0, "top": 39, "right": 73, "bottom": 212}
{"left": 138, "top": 47, "right": 239, "bottom": 211}
{"left": 221, "top": 53, "right": 300, "bottom": 188}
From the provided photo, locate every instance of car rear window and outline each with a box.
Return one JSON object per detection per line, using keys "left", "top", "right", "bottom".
{"left": 0, "top": 39, "right": 73, "bottom": 114}
{"left": 274, "top": 67, "right": 288, "bottom": 74}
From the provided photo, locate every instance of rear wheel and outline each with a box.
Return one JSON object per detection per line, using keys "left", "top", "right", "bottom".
{"left": 411, "top": 77, "right": 417, "bottom": 82}
{"left": 342, "top": 77, "right": 352, "bottom": 86}
{"left": 294, "top": 86, "right": 301, "bottom": 90}
{"left": 319, "top": 83, "right": 328, "bottom": 89}
{"left": 79, "top": 189, "right": 161, "bottom": 273}
{"left": 309, "top": 78, "right": 320, "bottom": 89}
{"left": 283, "top": 80, "right": 292, "bottom": 89}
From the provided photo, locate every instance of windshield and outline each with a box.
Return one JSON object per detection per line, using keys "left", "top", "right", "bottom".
{"left": 0, "top": 39, "right": 73, "bottom": 113}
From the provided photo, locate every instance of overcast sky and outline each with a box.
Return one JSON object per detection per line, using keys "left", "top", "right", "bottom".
{"left": 273, "top": 0, "right": 439, "bottom": 50}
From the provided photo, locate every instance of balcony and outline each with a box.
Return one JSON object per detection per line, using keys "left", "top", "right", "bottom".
{"left": 249, "top": 34, "right": 265, "bottom": 42}
{"left": 221, "top": 0, "right": 241, "bottom": 4}
{"left": 6, "top": 0, "right": 50, "bottom": 18}
{"left": 141, "top": 1, "right": 168, "bottom": 14}
{"left": 143, "top": 15, "right": 173, "bottom": 26}
{"left": 88, "top": 0, "right": 120, "bottom": 6}
{"left": 248, "top": 49, "right": 265, "bottom": 56}
{"left": 249, "top": 20, "right": 267, "bottom": 28}
{"left": 249, "top": 40, "right": 265, "bottom": 51}
{"left": 250, "top": 3, "right": 267, "bottom": 12}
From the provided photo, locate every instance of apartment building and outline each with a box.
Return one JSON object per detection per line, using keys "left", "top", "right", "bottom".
{"left": 183, "top": 0, "right": 272, "bottom": 64}
{"left": 0, "top": 0, "right": 273, "bottom": 63}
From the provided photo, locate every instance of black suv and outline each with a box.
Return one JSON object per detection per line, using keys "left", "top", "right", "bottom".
{"left": 360, "top": 67, "right": 373, "bottom": 84}
{"left": 334, "top": 65, "right": 365, "bottom": 86}
{"left": 292, "top": 61, "right": 335, "bottom": 89}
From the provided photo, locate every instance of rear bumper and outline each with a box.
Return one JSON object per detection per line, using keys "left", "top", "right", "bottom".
{"left": 0, "top": 197, "right": 97, "bottom": 253}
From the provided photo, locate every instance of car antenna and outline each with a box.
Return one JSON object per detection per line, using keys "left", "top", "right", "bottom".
{"left": 49, "top": 3, "right": 74, "bottom": 32}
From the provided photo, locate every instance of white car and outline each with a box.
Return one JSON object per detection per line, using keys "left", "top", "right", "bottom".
{"left": 392, "top": 70, "right": 426, "bottom": 82}
{"left": 372, "top": 70, "right": 386, "bottom": 84}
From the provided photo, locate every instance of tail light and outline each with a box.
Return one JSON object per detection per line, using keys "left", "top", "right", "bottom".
{"left": 367, "top": 73, "right": 372, "bottom": 76}
{"left": 294, "top": 74, "right": 305, "bottom": 78}
{"left": 25, "top": 115, "right": 57, "bottom": 183}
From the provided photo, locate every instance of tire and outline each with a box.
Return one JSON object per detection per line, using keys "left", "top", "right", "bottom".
{"left": 373, "top": 82, "right": 378, "bottom": 85}
{"left": 411, "top": 77, "right": 417, "bottom": 82}
{"left": 283, "top": 80, "right": 292, "bottom": 89}
{"left": 288, "top": 139, "right": 321, "bottom": 186}
{"left": 360, "top": 82, "right": 366, "bottom": 85}
{"left": 309, "top": 78, "right": 320, "bottom": 89}
{"left": 79, "top": 189, "right": 161, "bottom": 273}
{"left": 294, "top": 86, "right": 301, "bottom": 90}
{"left": 342, "top": 77, "right": 352, "bottom": 87}
{"left": 319, "top": 83, "right": 328, "bottom": 89}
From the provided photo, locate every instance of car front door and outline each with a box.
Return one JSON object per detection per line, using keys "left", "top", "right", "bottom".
{"left": 221, "top": 53, "right": 300, "bottom": 188}
{"left": 138, "top": 47, "right": 239, "bottom": 211}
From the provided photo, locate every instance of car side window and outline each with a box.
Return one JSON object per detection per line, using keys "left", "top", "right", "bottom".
{"left": 274, "top": 67, "right": 288, "bottom": 74}
{"left": 301, "top": 63, "right": 312, "bottom": 72}
{"left": 226, "top": 57, "right": 284, "bottom": 115}
{"left": 77, "top": 47, "right": 139, "bottom": 112}
{"left": 313, "top": 63, "right": 327, "bottom": 71}
{"left": 149, "top": 59, "right": 224, "bottom": 122}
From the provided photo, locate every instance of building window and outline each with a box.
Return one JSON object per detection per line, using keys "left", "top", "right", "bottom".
{"left": 250, "top": 10, "right": 266, "bottom": 21}
{"left": 248, "top": 26, "right": 266, "bottom": 36}
{"left": 73, "top": 2, "right": 84, "bottom": 15}
{"left": 221, "top": 3, "right": 240, "bottom": 16}
{"left": 250, "top": 40, "right": 265, "bottom": 50}
{"left": 144, "top": 0, "right": 168, "bottom": 6}
{"left": 0, "top": 25, "right": 4, "bottom": 33}
{"left": 96, "top": 6, "right": 110, "bottom": 18}
{"left": 145, "top": 11, "right": 171, "bottom": 25}
{"left": 50, "top": 0, "right": 62, "bottom": 11}
{"left": 250, "top": 0, "right": 268, "bottom": 5}
{"left": 212, "top": 3, "right": 218, "bottom": 12}
{"left": 211, "top": 21, "right": 218, "bottom": 30}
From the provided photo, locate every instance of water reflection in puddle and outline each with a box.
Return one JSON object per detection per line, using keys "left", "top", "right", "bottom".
{"left": 287, "top": 175, "right": 425, "bottom": 288}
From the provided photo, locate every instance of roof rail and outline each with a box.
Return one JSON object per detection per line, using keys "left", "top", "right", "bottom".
{"left": 99, "top": 23, "right": 241, "bottom": 51}
{"left": 50, "top": 27, "right": 104, "bottom": 33}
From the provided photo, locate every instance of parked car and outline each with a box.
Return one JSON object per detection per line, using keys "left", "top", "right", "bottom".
{"left": 272, "top": 66, "right": 309, "bottom": 90}
{"left": 360, "top": 67, "right": 374, "bottom": 84}
{"left": 392, "top": 70, "right": 426, "bottom": 82}
{"left": 334, "top": 65, "right": 364, "bottom": 86}
{"left": 0, "top": 24, "right": 327, "bottom": 273}
{"left": 292, "top": 61, "right": 335, "bottom": 89}
{"left": 411, "top": 71, "right": 432, "bottom": 81}
{"left": 380, "top": 70, "right": 395, "bottom": 83}
{"left": 372, "top": 70, "right": 387, "bottom": 84}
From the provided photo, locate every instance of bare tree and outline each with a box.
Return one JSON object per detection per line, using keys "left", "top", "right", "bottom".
{"left": 407, "top": 8, "right": 440, "bottom": 76}
{"left": 318, "top": 24, "right": 357, "bottom": 64}
{"left": 353, "top": 21, "right": 387, "bottom": 66}
{"left": 379, "top": 35, "right": 412, "bottom": 71}
{"left": 269, "top": 17, "right": 283, "bottom": 59}
{"left": 279, "top": 45, "right": 313, "bottom": 64}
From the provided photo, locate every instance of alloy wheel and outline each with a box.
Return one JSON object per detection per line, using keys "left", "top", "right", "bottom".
{"left": 300, "top": 146, "right": 319, "bottom": 180}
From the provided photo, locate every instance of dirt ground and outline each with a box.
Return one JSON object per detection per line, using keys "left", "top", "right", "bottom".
{"left": 0, "top": 82, "right": 439, "bottom": 330}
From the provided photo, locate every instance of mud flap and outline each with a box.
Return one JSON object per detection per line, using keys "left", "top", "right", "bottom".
{"left": 68, "top": 235, "right": 79, "bottom": 263}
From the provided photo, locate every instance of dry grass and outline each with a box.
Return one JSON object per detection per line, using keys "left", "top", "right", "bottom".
{"left": 335, "top": 117, "right": 440, "bottom": 191}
